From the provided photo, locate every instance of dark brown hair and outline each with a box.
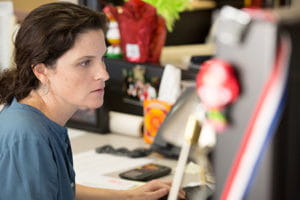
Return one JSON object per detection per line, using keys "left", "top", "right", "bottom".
{"left": 0, "top": 2, "right": 107, "bottom": 104}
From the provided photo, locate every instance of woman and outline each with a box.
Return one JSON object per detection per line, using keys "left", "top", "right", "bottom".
{"left": 0, "top": 2, "right": 185, "bottom": 200}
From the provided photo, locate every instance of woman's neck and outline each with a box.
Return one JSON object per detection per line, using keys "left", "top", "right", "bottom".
{"left": 19, "top": 90, "right": 76, "bottom": 126}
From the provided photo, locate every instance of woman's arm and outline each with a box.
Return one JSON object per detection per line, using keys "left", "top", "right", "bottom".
{"left": 76, "top": 179, "right": 185, "bottom": 200}
{"left": 76, "top": 184, "right": 129, "bottom": 200}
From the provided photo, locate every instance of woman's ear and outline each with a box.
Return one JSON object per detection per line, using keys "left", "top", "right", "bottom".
{"left": 32, "top": 63, "right": 49, "bottom": 84}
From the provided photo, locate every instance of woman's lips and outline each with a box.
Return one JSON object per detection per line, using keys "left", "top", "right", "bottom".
{"left": 91, "top": 88, "right": 105, "bottom": 94}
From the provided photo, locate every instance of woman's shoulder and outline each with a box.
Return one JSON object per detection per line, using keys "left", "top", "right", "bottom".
{"left": 0, "top": 103, "right": 51, "bottom": 141}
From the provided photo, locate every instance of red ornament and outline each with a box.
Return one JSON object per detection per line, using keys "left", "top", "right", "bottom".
{"left": 196, "top": 58, "right": 240, "bottom": 110}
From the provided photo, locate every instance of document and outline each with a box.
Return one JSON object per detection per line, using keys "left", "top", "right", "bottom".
{"left": 77, "top": 175, "right": 143, "bottom": 190}
{"left": 73, "top": 150, "right": 153, "bottom": 189}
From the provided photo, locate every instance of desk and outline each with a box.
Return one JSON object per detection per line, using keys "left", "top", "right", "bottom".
{"left": 69, "top": 128, "right": 201, "bottom": 188}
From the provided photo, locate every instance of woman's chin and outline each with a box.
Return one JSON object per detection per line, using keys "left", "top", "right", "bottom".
{"left": 88, "top": 101, "right": 104, "bottom": 109}
{"left": 76, "top": 98, "right": 104, "bottom": 110}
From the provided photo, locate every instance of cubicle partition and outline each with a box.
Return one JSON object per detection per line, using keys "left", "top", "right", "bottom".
{"left": 212, "top": 6, "right": 300, "bottom": 200}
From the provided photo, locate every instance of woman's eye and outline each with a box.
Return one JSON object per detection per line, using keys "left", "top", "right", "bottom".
{"left": 79, "top": 60, "right": 91, "bottom": 67}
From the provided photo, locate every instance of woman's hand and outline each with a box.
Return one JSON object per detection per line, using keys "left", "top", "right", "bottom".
{"left": 125, "top": 179, "right": 186, "bottom": 200}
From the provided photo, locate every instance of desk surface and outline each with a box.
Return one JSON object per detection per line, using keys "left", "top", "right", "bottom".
{"left": 69, "top": 128, "right": 201, "bottom": 186}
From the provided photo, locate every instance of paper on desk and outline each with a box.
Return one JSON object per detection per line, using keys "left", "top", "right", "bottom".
{"left": 77, "top": 175, "right": 144, "bottom": 190}
{"left": 73, "top": 150, "right": 153, "bottom": 189}
{"left": 67, "top": 128, "right": 88, "bottom": 139}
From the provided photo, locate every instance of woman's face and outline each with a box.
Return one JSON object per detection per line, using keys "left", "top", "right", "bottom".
{"left": 47, "top": 29, "right": 109, "bottom": 110}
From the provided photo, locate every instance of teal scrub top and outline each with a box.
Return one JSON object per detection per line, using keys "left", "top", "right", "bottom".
{"left": 0, "top": 99, "right": 75, "bottom": 200}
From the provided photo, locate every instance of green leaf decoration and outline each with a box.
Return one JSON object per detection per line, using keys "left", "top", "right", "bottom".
{"left": 141, "top": 0, "right": 189, "bottom": 32}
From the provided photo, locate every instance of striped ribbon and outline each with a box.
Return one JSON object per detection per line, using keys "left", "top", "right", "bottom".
{"left": 221, "top": 34, "right": 291, "bottom": 200}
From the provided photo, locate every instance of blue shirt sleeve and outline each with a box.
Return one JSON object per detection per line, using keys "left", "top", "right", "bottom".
{"left": 0, "top": 136, "right": 58, "bottom": 200}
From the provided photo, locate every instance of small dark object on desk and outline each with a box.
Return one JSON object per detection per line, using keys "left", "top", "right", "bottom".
{"left": 95, "top": 144, "right": 114, "bottom": 153}
{"left": 130, "top": 147, "right": 153, "bottom": 158}
{"left": 119, "top": 163, "right": 171, "bottom": 181}
{"left": 95, "top": 145, "right": 152, "bottom": 158}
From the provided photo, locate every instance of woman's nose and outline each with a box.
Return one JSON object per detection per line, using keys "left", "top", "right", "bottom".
{"left": 95, "top": 61, "right": 109, "bottom": 81}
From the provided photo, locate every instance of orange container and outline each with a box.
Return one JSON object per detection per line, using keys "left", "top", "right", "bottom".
{"left": 143, "top": 99, "right": 172, "bottom": 144}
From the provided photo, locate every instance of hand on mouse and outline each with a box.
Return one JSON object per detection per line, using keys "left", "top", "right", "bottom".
{"left": 125, "top": 179, "right": 186, "bottom": 200}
